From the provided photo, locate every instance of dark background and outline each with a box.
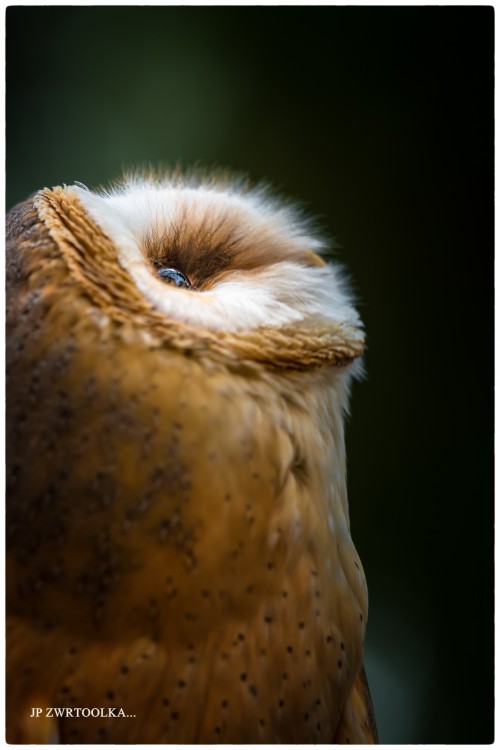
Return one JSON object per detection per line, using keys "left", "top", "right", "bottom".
{"left": 6, "top": 6, "right": 494, "bottom": 743}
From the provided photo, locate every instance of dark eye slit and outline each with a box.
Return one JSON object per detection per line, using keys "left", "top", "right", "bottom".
{"left": 156, "top": 266, "right": 192, "bottom": 289}
{"left": 151, "top": 258, "right": 192, "bottom": 289}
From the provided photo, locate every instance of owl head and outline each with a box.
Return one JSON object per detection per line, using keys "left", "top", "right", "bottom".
{"left": 27, "top": 170, "right": 364, "bottom": 381}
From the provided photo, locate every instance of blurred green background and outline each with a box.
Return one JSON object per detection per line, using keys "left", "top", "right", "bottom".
{"left": 6, "top": 7, "right": 493, "bottom": 743}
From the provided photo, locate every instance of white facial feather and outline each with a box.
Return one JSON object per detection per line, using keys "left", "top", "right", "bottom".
{"left": 71, "top": 175, "right": 362, "bottom": 334}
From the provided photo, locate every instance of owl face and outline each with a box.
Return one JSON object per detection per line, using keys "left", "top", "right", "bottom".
{"left": 67, "top": 173, "right": 363, "bottom": 337}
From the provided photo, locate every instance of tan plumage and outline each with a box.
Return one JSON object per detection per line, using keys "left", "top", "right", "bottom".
{"left": 6, "top": 173, "right": 376, "bottom": 743}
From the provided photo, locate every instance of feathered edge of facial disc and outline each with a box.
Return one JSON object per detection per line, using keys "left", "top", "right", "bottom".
{"left": 33, "top": 173, "right": 365, "bottom": 373}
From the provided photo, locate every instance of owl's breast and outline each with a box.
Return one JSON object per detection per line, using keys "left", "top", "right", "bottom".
{"left": 7, "top": 335, "right": 366, "bottom": 741}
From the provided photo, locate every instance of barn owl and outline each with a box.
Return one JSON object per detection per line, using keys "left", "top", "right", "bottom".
{"left": 6, "top": 170, "right": 377, "bottom": 743}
